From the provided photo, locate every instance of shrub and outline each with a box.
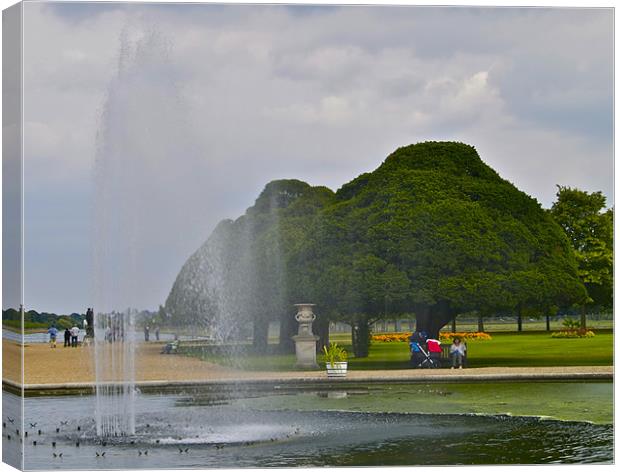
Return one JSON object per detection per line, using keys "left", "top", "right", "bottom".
{"left": 322, "top": 343, "right": 348, "bottom": 364}
{"left": 562, "top": 318, "right": 582, "bottom": 330}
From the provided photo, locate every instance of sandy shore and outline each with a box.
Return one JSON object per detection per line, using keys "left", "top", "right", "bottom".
{"left": 2, "top": 340, "right": 613, "bottom": 387}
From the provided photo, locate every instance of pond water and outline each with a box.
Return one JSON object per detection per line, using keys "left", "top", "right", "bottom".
{"left": 2, "top": 384, "right": 613, "bottom": 469}
{"left": 2, "top": 329, "right": 207, "bottom": 344}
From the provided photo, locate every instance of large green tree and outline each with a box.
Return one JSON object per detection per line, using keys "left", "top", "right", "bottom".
{"left": 550, "top": 186, "right": 613, "bottom": 327}
{"left": 166, "top": 179, "right": 335, "bottom": 352}
{"left": 166, "top": 142, "right": 587, "bottom": 357}
{"left": 296, "top": 142, "right": 586, "bottom": 354}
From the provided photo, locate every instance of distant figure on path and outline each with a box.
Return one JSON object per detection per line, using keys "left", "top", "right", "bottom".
{"left": 155, "top": 326, "right": 160, "bottom": 341}
{"left": 450, "top": 337, "right": 466, "bottom": 369}
{"left": 70, "top": 326, "right": 80, "bottom": 347}
{"left": 64, "top": 328, "right": 71, "bottom": 347}
{"left": 144, "top": 325, "right": 150, "bottom": 342}
{"left": 85, "top": 308, "right": 94, "bottom": 338}
{"left": 48, "top": 326, "right": 58, "bottom": 348}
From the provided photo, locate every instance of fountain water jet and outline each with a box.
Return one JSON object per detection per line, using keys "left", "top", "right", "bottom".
{"left": 93, "top": 310, "right": 136, "bottom": 437}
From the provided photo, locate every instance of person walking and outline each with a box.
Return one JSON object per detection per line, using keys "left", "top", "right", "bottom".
{"left": 144, "top": 325, "right": 150, "bottom": 342}
{"left": 70, "top": 326, "right": 80, "bottom": 347}
{"left": 63, "top": 328, "right": 71, "bottom": 347}
{"left": 155, "top": 326, "right": 160, "bottom": 341}
{"left": 48, "top": 326, "right": 58, "bottom": 348}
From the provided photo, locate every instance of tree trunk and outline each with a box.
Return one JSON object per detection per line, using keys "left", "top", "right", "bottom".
{"left": 252, "top": 320, "right": 269, "bottom": 353}
{"left": 415, "top": 304, "right": 454, "bottom": 339}
{"left": 351, "top": 318, "right": 370, "bottom": 358}
{"left": 314, "top": 315, "right": 330, "bottom": 353}
{"left": 546, "top": 314, "right": 550, "bottom": 331}
{"left": 477, "top": 314, "right": 484, "bottom": 332}
{"left": 580, "top": 306, "right": 587, "bottom": 330}
{"left": 278, "top": 312, "right": 296, "bottom": 354}
{"left": 394, "top": 319, "right": 402, "bottom": 332}
{"left": 451, "top": 318, "right": 457, "bottom": 333}
{"left": 517, "top": 308, "right": 523, "bottom": 332}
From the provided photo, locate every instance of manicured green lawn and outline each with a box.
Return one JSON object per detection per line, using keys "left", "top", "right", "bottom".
{"left": 347, "top": 331, "right": 613, "bottom": 369}
{"left": 464, "top": 331, "right": 613, "bottom": 367}
{"left": 182, "top": 330, "right": 613, "bottom": 371}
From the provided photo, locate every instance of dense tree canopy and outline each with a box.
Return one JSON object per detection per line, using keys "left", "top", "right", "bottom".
{"left": 166, "top": 142, "right": 587, "bottom": 356}
{"left": 550, "top": 186, "right": 613, "bottom": 313}
{"left": 165, "top": 179, "right": 335, "bottom": 350}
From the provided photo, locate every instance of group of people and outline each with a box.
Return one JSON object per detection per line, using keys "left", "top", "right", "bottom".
{"left": 143, "top": 325, "right": 160, "bottom": 342}
{"left": 408, "top": 330, "right": 467, "bottom": 369}
{"left": 47, "top": 326, "right": 80, "bottom": 348}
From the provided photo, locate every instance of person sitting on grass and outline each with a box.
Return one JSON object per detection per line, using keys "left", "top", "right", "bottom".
{"left": 450, "top": 337, "right": 466, "bottom": 369}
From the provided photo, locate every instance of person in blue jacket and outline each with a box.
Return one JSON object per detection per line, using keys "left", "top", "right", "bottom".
{"left": 409, "top": 331, "right": 426, "bottom": 367}
{"left": 48, "top": 326, "right": 58, "bottom": 348}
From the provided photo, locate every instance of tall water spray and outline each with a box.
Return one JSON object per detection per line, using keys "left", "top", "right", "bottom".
{"left": 165, "top": 180, "right": 291, "bottom": 356}
{"left": 93, "top": 310, "right": 136, "bottom": 436}
{"left": 93, "top": 24, "right": 198, "bottom": 436}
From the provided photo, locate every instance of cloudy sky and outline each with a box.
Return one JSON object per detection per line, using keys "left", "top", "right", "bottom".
{"left": 15, "top": 2, "right": 613, "bottom": 314}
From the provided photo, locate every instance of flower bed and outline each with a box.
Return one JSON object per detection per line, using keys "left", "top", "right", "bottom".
{"left": 371, "top": 331, "right": 492, "bottom": 342}
{"left": 371, "top": 333, "right": 412, "bottom": 342}
{"left": 439, "top": 332, "right": 492, "bottom": 342}
{"left": 551, "top": 329, "right": 595, "bottom": 338}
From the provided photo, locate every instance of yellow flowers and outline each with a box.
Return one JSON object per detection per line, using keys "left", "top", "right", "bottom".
{"left": 551, "top": 329, "right": 595, "bottom": 338}
{"left": 439, "top": 332, "right": 492, "bottom": 341}
{"left": 371, "top": 333, "right": 412, "bottom": 342}
{"left": 370, "top": 331, "right": 492, "bottom": 342}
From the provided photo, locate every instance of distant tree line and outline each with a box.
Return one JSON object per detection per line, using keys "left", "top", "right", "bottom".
{"left": 2, "top": 308, "right": 85, "bottom": 330}
{"left": 165, "top": 142, "right": 612, "bottom": 357}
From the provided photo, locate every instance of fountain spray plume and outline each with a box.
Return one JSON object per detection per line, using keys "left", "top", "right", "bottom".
{"left": 93, "top": 22, "right": 192, "bottom": 437}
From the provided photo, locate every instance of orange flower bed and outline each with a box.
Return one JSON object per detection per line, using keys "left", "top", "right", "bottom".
{"left": 371, "top": 331, "right": 492, "bottom": 343}
{"left": 439, "top": 332, "right": 492, "bottom": 341}
{"left": 371, "top": 332, "right": 413, "bottom": 342}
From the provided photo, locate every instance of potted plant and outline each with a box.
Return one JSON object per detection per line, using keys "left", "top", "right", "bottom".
{"left": 322, "top": 343, "right": 348, "bottom": 378}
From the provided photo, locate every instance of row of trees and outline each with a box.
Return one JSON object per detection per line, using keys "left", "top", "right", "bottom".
{"left": 2, "top": 308, "right": 85, "bottom": 330}
{"left": 165, "top": 142, "right": 612, "bottom": 357}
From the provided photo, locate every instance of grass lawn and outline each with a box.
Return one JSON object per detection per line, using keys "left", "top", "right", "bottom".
{"left": 182, "top": 330, "right": 613, "bottom": 371}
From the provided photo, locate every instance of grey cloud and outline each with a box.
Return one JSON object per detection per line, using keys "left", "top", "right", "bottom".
{"left": 19, "top": 3, "right": 613, "bottom": 314}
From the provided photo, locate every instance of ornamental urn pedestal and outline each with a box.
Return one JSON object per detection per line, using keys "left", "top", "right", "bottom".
{"left": 292, "top": 303, "right": 319, "bottom": 369}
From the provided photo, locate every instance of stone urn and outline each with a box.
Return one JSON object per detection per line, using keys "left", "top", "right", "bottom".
{"left": 292, "top": 303, "right": 319, "bottom": 369}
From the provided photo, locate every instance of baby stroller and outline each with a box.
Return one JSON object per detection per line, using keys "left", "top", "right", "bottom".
{"left": 410, "top": 341, "right": 440, "bottom": 369}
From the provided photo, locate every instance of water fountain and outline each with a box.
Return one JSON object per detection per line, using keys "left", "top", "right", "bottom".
{"left": 92, "top": 23, "right": 201, "bottom": 437}
{"left": 93, "top": 310, "right": 136, "bottom": 437}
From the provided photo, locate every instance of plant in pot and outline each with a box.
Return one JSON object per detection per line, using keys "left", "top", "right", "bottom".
{"left": 322, "top": 343, "right": 348, "bottom": 378}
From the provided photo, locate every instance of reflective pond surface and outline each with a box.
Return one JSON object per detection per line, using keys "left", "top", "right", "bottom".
{"left": 2, "top": 384, "right": 613, "bottom": 469}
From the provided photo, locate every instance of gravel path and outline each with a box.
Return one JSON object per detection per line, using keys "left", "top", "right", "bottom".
{"left": 2, "top": 341, "right": 613, "bottom": 388}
